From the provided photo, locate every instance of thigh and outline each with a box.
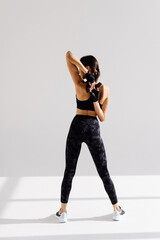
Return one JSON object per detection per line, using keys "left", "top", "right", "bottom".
{"left": 65, "top": 120, "right": 82, "bottom": 169}
{"left": 85, "top": 127, "right": 108, "bottom": 175}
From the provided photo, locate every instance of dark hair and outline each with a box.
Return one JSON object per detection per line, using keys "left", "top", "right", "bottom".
{"left": 80, "top": 55, "right": 100, "bottom": 82}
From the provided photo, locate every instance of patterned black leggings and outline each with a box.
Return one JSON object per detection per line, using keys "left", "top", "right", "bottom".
{"left": 60, "top": 114, "right": 118, "bottom": 205}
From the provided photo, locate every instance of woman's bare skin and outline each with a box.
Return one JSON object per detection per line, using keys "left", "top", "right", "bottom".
{"left": 75, "top": 76, "right": 104, "bottom": 116}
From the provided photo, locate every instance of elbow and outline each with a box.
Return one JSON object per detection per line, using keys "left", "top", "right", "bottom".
{"left": 66, "top": 51, "right": 71, "bottom": 58}
{"left": 100, "top": 119, "right": 105, "bottom": 122}
{"left": 100, "top": 117, "right": 105, "bottom": 122}
{"left": 99, "top": 114, "right": 106, "bottom": 122}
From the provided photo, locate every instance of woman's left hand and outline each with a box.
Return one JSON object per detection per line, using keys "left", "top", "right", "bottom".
{"left": 86, "top": 81, "right": 96, "bottom": 92}
{"left": 89, "top": 82, "right": 96, "bottom": 91}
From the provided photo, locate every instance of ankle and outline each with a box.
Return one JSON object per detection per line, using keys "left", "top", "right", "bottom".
{"left": 60, "top": 208, "right": 67, "bottom": 214}
{"left": 113, "top": 204, "right": 120, "bottom": 212}
{"left": 115, "top": 207, "right": 120, "bottom": 212}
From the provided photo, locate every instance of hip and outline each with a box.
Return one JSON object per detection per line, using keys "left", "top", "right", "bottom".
{"left": 69, "top": 114, "right": 100, "bottom": 134}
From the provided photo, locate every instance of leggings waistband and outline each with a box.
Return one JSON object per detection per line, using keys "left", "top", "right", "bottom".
{"left": 74, "top": 114, "right": 98, "bottom": 120}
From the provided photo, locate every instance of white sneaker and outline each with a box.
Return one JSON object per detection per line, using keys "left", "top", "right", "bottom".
{"left": 112, "top": 205, "right": 125, "bottom": 221}
{"left": 56, "top": 208, "right": 68, "bottom": 223}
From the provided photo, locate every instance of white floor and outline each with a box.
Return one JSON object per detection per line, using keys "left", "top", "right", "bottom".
{"left": 0, "top": 175, "right": 160, "bottom": 240}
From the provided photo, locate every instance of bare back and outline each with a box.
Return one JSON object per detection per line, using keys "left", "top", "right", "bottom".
{"left": 75, "top": 81, "right": 107, "bottom": 117}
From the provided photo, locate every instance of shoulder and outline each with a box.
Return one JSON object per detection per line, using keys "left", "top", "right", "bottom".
{"left": 75, "top": 81, "right": 86, "bottom": 94}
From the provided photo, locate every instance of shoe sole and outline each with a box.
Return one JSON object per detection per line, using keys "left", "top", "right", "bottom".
{"left": 113, "top": 218, "right": 120, "bottom": 221}
{"left": 112, "top": 213, "right": 126, "bottom": 221}
{"left": 55, "top": 214, "right": 68, "bottom": 223}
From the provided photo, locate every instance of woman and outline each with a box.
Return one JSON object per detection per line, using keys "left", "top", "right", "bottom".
{"left": 56, "top": 51, "right": 125, "bottom": 223}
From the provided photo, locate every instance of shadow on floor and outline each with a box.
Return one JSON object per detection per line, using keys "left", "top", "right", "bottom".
{"left": 0, "top": 212, "right": 114, "bottom": 225}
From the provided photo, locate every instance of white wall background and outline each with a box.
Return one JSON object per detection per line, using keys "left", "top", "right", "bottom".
{"left": 0, "top": 0, "right": 160, "bottom": 177}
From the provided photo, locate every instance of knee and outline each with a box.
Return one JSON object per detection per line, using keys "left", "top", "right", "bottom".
{"left": 101, "top": 172, "right": 111, "bottom": 183}
{"left": 64, "top": 167, "right": 76, "bottom": 179}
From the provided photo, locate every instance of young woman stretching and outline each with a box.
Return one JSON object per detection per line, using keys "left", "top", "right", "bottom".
{"left": 56, "top": 51, "right": 125, "bottom": 223}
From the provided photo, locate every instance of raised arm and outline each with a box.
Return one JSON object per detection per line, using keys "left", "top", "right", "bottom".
{"left": 65, "top": 51, "right": 88, "bottom": 86}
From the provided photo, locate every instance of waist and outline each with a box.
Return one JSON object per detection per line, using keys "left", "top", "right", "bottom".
{"left": 74, "top": 114, "right": 98, "bottom": 120}
{"left": 76, "top": 108, "right": 97, "bottom": 115}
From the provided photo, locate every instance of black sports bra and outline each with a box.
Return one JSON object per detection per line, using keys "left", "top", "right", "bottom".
{"left": 76, "top": 82, "right": 103, "bottom": 111}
